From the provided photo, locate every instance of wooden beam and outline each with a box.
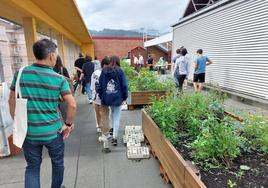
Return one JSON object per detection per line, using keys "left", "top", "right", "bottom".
{"left": 23, "top": 17, "right": 37, "bottom": 65}
{"left": 56, "top": 34, "right": 67, "bottom": 66}
{"left": 81, "top": 43, "right": 94, "bottom": 58}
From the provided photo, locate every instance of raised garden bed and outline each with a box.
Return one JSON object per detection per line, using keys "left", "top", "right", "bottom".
{"left": 127, "top": 90, "right": 167, "bottom": 109}
{"left": 144, "top": 92, "right": 268, "bottom": 188}
{"left": 142, "top": 109, "right": 206, "bottom": 188}
{"left": 121, "top": 61, "right": 174, "bottom": 110}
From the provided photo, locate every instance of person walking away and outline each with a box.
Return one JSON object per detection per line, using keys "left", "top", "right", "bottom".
{"left": 172, "top": 47, "right": 183, "bottom": 88}
{"left": 80, "top": 55, "right": 95, "bottom": 103}
{"left": 97, "top": 56, "right": 128, "bottom": 146}
{"left": 138, "top": 54, "right": 144, "bottom": 67}
{"left": 174, "top": 48, "right": 190, "bottom": 92}
{"left": 147, "top": 55, "right": 154, "bottom": 71}
{"left": 8, "top": 39, "right": 77, "bottom": 188}
{"left": 54, "top": 56, "right": 70, "bottom": 78}
{"left": 91, "top": 58, "right": 111, "bottom": 152}
{"left": 93, "top": 56, "right": 101, "bottom": 71}
{"left": 193, "top": 49, "right": 213, "bottom": 92}
{"left": 74, "top": 53, "right": 86, "bottom": 94}
{"left": 53, "top": 55, "right": 73, "bottom": 121}
{"left": 133, "top": 55, "right": 140, "bottom": 72}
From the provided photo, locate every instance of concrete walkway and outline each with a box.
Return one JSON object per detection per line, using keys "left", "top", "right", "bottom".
{"left": 0, "top": 96, "right": 170, "bottom": 188}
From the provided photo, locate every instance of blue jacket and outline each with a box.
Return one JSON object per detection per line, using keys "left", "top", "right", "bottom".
{"left": 82, "top": 61, "right": 95, "bottom": 83}
{"left": 97, "top": 67, "right": 128, "bottom": 106}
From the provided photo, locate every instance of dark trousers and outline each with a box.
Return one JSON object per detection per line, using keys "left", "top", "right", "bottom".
{"left": 23, "top": 134, "right": 64, "bottom": 188}
{"left": 178, "top": 74, "right": 187, "bottom": 91}
{"left": 82, "top": 79, "right": 86, "bottom": 94}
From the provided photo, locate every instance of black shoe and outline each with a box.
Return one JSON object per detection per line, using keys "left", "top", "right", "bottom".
{"left": 109, "top": 128, "right": 113, "bottom": 136}
{"left": 112, "top": 138, "right": 117, "bottom": 146}
{"left": 102, "top": 148, "right": 111, "bottom": 153}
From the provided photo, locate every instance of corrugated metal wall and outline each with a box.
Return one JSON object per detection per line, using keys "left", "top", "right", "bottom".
{"left": 173, "top": 0, "right": 268, "bottom": 99}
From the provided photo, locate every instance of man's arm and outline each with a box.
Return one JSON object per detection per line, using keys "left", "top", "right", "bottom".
{"left": 61, "top": 93, "right": 77, "bottom": 139}
{"left": 206, "top": 58, "right": 213, "bottom": 66}
{"left": 193, "top": 61, "right": 198, "bottom": 71}
{"left": 62, "top": 94, "right": 76, "bottom": 124}
{"left": 74, "top": 66, "right": 82, "bottom": 73}
{"left": 8, "top": 91, "right": 15, "bottom": 119}
{"left": 79, "top": 73, "right": 84, "bottom": 81}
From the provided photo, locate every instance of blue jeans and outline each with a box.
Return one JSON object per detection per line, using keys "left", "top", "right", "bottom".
{"left": 85, "top": 82, "right": 91, "bottom": 100}
{"left": 23, "top": 134, "right": 64, "bottom": 188}
{"left": 110, "top": 106, "right": 121, "bottom": 138}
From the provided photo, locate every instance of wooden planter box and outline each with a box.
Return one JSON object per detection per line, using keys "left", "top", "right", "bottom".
{"left": 142, "top": 109, "right": 206, "bottom": 188}
{"left": 127, "top": 90, "right": 166, "bottom": 106}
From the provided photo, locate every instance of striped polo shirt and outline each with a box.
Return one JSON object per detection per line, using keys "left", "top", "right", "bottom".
{"left": 10, "top": 63, "right": 71, "bottom": 141}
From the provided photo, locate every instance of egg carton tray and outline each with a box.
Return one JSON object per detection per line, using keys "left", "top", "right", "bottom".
{"left": 123, "top": 133, "right": 144, "bottom": 144}
{"left": 127, "top": 146, "right": 150, "bottom": 159}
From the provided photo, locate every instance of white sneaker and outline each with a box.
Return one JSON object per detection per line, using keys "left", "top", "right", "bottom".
{"left": 98, "top": 135, "right": 111, "bottom": 152}
{"left": 89, "top": 99, "right": 93, "bottom": 104}
{"left": 97, "top": 127, "right": 102, "bottom": 133}
{"left": 98, "top": 134, "right": 107, "bottom": 142}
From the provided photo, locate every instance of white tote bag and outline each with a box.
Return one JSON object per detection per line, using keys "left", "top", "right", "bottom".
{"left": 13, "top": 67, "right": 28, "bottom": 148}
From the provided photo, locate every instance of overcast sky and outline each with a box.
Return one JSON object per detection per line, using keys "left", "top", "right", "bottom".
{"left": 76, "top": 0, "right": 188, "bottom": 33}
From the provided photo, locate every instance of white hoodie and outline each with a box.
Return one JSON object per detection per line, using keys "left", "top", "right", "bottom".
{"left": 91, "top": 69, "right": 102, "bottom": 105}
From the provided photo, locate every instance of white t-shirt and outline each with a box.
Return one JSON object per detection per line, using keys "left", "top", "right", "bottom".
{"left": 91, "top": 69, "right": 102, "bottom": 105}
{"left": 138, "top": 56, "right": 144, "bottom": 65}
{"left": 134, "top": 57, "right": 139, "bottom": 64}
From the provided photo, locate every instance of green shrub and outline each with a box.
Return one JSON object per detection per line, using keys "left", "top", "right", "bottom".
{"left": 191, "top": 117, "right": 241, "bottom": 167}
{"left": 148, "top": 95, "right": 179, "bottom": 144}
{"left": 241, "top": 115, "right": 268, "bottom": 153}
{"left": 121, "top": 62, "right": 175, "bottom": 92}
{"left": 148, "top": 92, "right": 243, "bottom": 167}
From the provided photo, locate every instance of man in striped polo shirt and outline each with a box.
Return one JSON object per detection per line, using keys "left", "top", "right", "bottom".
{"left": 8, "top": 39, "right": 76, "bottom": 188}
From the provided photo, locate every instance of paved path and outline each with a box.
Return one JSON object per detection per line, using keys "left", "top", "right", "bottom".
{"left": 0, "top": 96, "right": 170, "bottom": 188}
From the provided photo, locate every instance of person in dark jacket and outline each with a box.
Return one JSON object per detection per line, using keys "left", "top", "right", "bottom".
{"left": 80, "top": 55, "right": 95, "bottom": 103}
{"left": 97, "top": 56, "right": 128, "bottom": 146}
{"left": 53, "top": 55, "right": 72, "bottom": 121}
{"left": 147, "top": 55, "right": 154, "bottom": 71}
{"left": 74, "top": 53, "right": 86, "bottom": 94}
{"left": 53, "top": 56, "right": 70, "bottom": 78}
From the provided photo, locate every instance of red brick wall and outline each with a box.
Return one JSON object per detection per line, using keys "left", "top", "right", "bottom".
{"left": 130, "top": 47, "right": 147, "bottom": 67}
{"left": 92, "top": 36, "right": 144, "bottom": 60}
{"left": 147, "top": 46, "right": 168, "bottom": 64}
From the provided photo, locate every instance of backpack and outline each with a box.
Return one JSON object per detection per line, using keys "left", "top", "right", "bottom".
{"left": 101, "top": 74, "right": 122, "bottom": 106}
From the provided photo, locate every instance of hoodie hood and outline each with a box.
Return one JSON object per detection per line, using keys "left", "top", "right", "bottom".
{"left": 102, "top": 67, "right": 121, "bottom": 78}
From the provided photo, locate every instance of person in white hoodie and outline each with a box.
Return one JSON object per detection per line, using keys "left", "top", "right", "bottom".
{"left": 91, "top": 57, "right": 111, "bottom": 153}
{"left": 174, "top": 48, "right": 190, "bottom": 91}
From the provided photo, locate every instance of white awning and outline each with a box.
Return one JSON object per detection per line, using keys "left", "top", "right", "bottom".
{"left": 144, "top": 32, "right": 173, "bottom": 47}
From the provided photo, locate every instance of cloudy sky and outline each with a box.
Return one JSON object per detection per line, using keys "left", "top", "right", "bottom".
{"left": 76, "top": 0, "right": 188, "bottom": 33}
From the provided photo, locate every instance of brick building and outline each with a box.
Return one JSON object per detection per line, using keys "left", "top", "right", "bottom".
{"left": 92, "top": 36, "right": 144, "bottom": 60}
{"left": 92, "top": 36, "right": 169, "bottom": 66}
{"left": 147, "top": 46, "right": 168, "bottom": 65}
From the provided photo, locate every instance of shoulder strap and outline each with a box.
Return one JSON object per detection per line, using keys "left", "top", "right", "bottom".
{"left": 15, "top": 67, "right": 25, "bottom": 99}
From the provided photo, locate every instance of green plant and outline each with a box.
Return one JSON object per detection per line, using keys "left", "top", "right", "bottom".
{"left": 148, "top": 95, "right": 179, "bottom": 144}
{"left": 191, "top": 117, "right": 241, "bottom": 167}
{"left": 241, "top": 115, "right": 268, "bottom": 153}
{"left": 121, "top": 63, "right": 175, "bottom": 92}
{"left": 227, "top": 180, "right": 237, "bottom": 188}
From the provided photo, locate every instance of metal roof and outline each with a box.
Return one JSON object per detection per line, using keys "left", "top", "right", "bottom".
{"left": 183, "top": 0, "right": 221, "bottom": 17}
{"left": 172, "top": 0, "right": 235, "bottom": 27}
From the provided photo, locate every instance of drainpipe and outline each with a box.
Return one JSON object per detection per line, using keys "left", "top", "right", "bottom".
{"left": 0, "top": 52, "right": 5, "bottom": 83}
